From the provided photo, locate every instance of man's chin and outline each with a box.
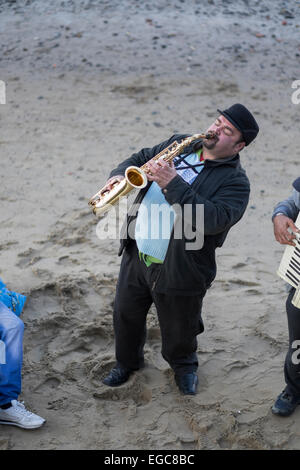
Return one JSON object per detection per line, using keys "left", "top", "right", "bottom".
{"left": 203, "top": 139, "right": 217, "bottom": 150}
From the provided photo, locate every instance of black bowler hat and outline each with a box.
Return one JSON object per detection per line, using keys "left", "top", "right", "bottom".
{"left": 217, "top": 103, "right": 259, "bottom": 146}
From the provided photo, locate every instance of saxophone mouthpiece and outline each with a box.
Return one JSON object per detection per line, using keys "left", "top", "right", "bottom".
{"left": 204, "top": 131, "right": 217, "bottom": 140}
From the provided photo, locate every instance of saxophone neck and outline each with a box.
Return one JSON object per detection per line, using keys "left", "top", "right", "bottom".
{"left": 177, "top": 134, "right": 205, "bottom": 153}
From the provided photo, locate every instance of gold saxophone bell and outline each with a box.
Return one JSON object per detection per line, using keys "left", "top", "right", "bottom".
{"left": 89, "top": 165, "right": 148, "bottom": 216}
{"left": 89, "top": 132, "right": 216, "bottom": 216}
{"left": 125, "top": 166, "right": 148, "bottom": 189}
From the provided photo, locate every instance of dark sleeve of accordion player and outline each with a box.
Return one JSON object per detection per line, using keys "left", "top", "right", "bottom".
{"left": 293, "top": 177, "right": 300, "bottom": 192}
{"left": 272, "top": 194, "right": 299, "bottom": 222}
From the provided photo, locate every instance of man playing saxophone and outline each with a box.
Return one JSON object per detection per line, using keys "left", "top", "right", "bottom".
{"left": 101, "top": 103, "right": 259, "bottom": 395}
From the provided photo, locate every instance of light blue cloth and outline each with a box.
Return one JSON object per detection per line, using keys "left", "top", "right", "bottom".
{"left": 0, "top": 279, "right": 26, "bottom": 318}
{"left": 135, "top": 152, "right": 204, "bottom": 261}
{"left": 0, "top": 300, "right": 24, "bottom": 403}
{"left": 272, "top": 191, "right": 300, "bottom": 222}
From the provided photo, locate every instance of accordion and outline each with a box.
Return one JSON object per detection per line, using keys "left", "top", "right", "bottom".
{"left": 277, "top": 212, "right": 300, "bottom": 308}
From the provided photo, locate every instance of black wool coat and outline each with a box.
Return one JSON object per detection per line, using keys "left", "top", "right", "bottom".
{"left": 109, "top": 134, "right": 250, "bottom": 296}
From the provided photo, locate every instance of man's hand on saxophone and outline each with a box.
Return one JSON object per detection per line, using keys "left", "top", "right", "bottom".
{"left": 101, "top": 175, "right": 125, "bottom": 195}
{"left": 145, "top": 159, "right": 177, "bottom": 189}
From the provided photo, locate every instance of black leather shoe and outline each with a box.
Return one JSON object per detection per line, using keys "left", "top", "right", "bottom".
{"left": 271, "top": 389, "right": 300, "bottom": 417}
{"left": 102, "top": 365, "right": 132, "bottom": 387}
{"left": 175, "top": 372, "right": 198, "bottom": 395}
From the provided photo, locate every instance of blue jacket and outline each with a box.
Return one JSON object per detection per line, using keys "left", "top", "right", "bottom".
{"left": 272, "top": 178, "right": 300, "bottom": 222}
{"left": 0, "top": 279, "right": 26, "bottom": 317}
{"left": 109, "top": 134, "right": 250, "bottom": 296}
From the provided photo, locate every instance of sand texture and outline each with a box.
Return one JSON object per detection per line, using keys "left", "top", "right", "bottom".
{"left": 0, "top": 0, "right": 300, "bottom": 450}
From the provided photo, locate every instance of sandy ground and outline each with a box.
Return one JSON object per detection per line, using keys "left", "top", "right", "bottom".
{"left": 0, "top": 0, "right": 300, "bottom": 450}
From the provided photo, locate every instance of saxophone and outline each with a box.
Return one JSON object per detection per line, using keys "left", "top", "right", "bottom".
{"left": 88, "top": 132, "right": 215, "bottom": 216}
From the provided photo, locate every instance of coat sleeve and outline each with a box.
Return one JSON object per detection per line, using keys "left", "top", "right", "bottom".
{"left": 272, "top": 192, "right": 299, "bottom": 222}
{"left": 161, "top": 172, "right": 250, "bottom": 236}
{"left": 108, "top": 134, "right": 187, "bottom": 179}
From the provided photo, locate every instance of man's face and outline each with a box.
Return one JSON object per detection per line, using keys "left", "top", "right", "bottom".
{"left": 203, "top": 114, "right": 245, "bottom": 158}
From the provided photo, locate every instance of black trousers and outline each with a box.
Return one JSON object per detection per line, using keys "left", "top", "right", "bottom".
{"left": 284, "top": 287, "right": 300, "bottom": 397}
{"left": 113, "top": 241, "right": 205, "bottom": 376}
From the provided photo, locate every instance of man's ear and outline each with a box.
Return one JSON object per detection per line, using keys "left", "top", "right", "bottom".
{"left": 235, "top": 141, "right": 245, "bottom": 153}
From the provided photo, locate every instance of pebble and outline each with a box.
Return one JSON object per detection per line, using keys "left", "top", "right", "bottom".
{"left": 280, "top": 8, "right": 294, "bottom": 19}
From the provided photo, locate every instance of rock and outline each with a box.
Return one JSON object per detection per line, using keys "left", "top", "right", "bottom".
{"left": 0, "top": 439, "right": 10, "bottom": 450}
{"left": 279, "top": 9, "right": 294, "bottom": 19}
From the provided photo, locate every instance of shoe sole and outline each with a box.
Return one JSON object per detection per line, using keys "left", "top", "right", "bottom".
{"left": 271, "top": 406, "right": 296, "bottom": 417}
{"left": 102, "top": 380, "right": 128, "bottom": 387}
{"left": 0, "top": 419, "right": 46, "bottom": 429}
{"left": 102, "top": 376, "right": 131, "bottom": 387}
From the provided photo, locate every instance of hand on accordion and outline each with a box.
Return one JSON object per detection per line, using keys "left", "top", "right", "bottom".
{"left": 273, "top": 214, "right": 300, "bottom": 247}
